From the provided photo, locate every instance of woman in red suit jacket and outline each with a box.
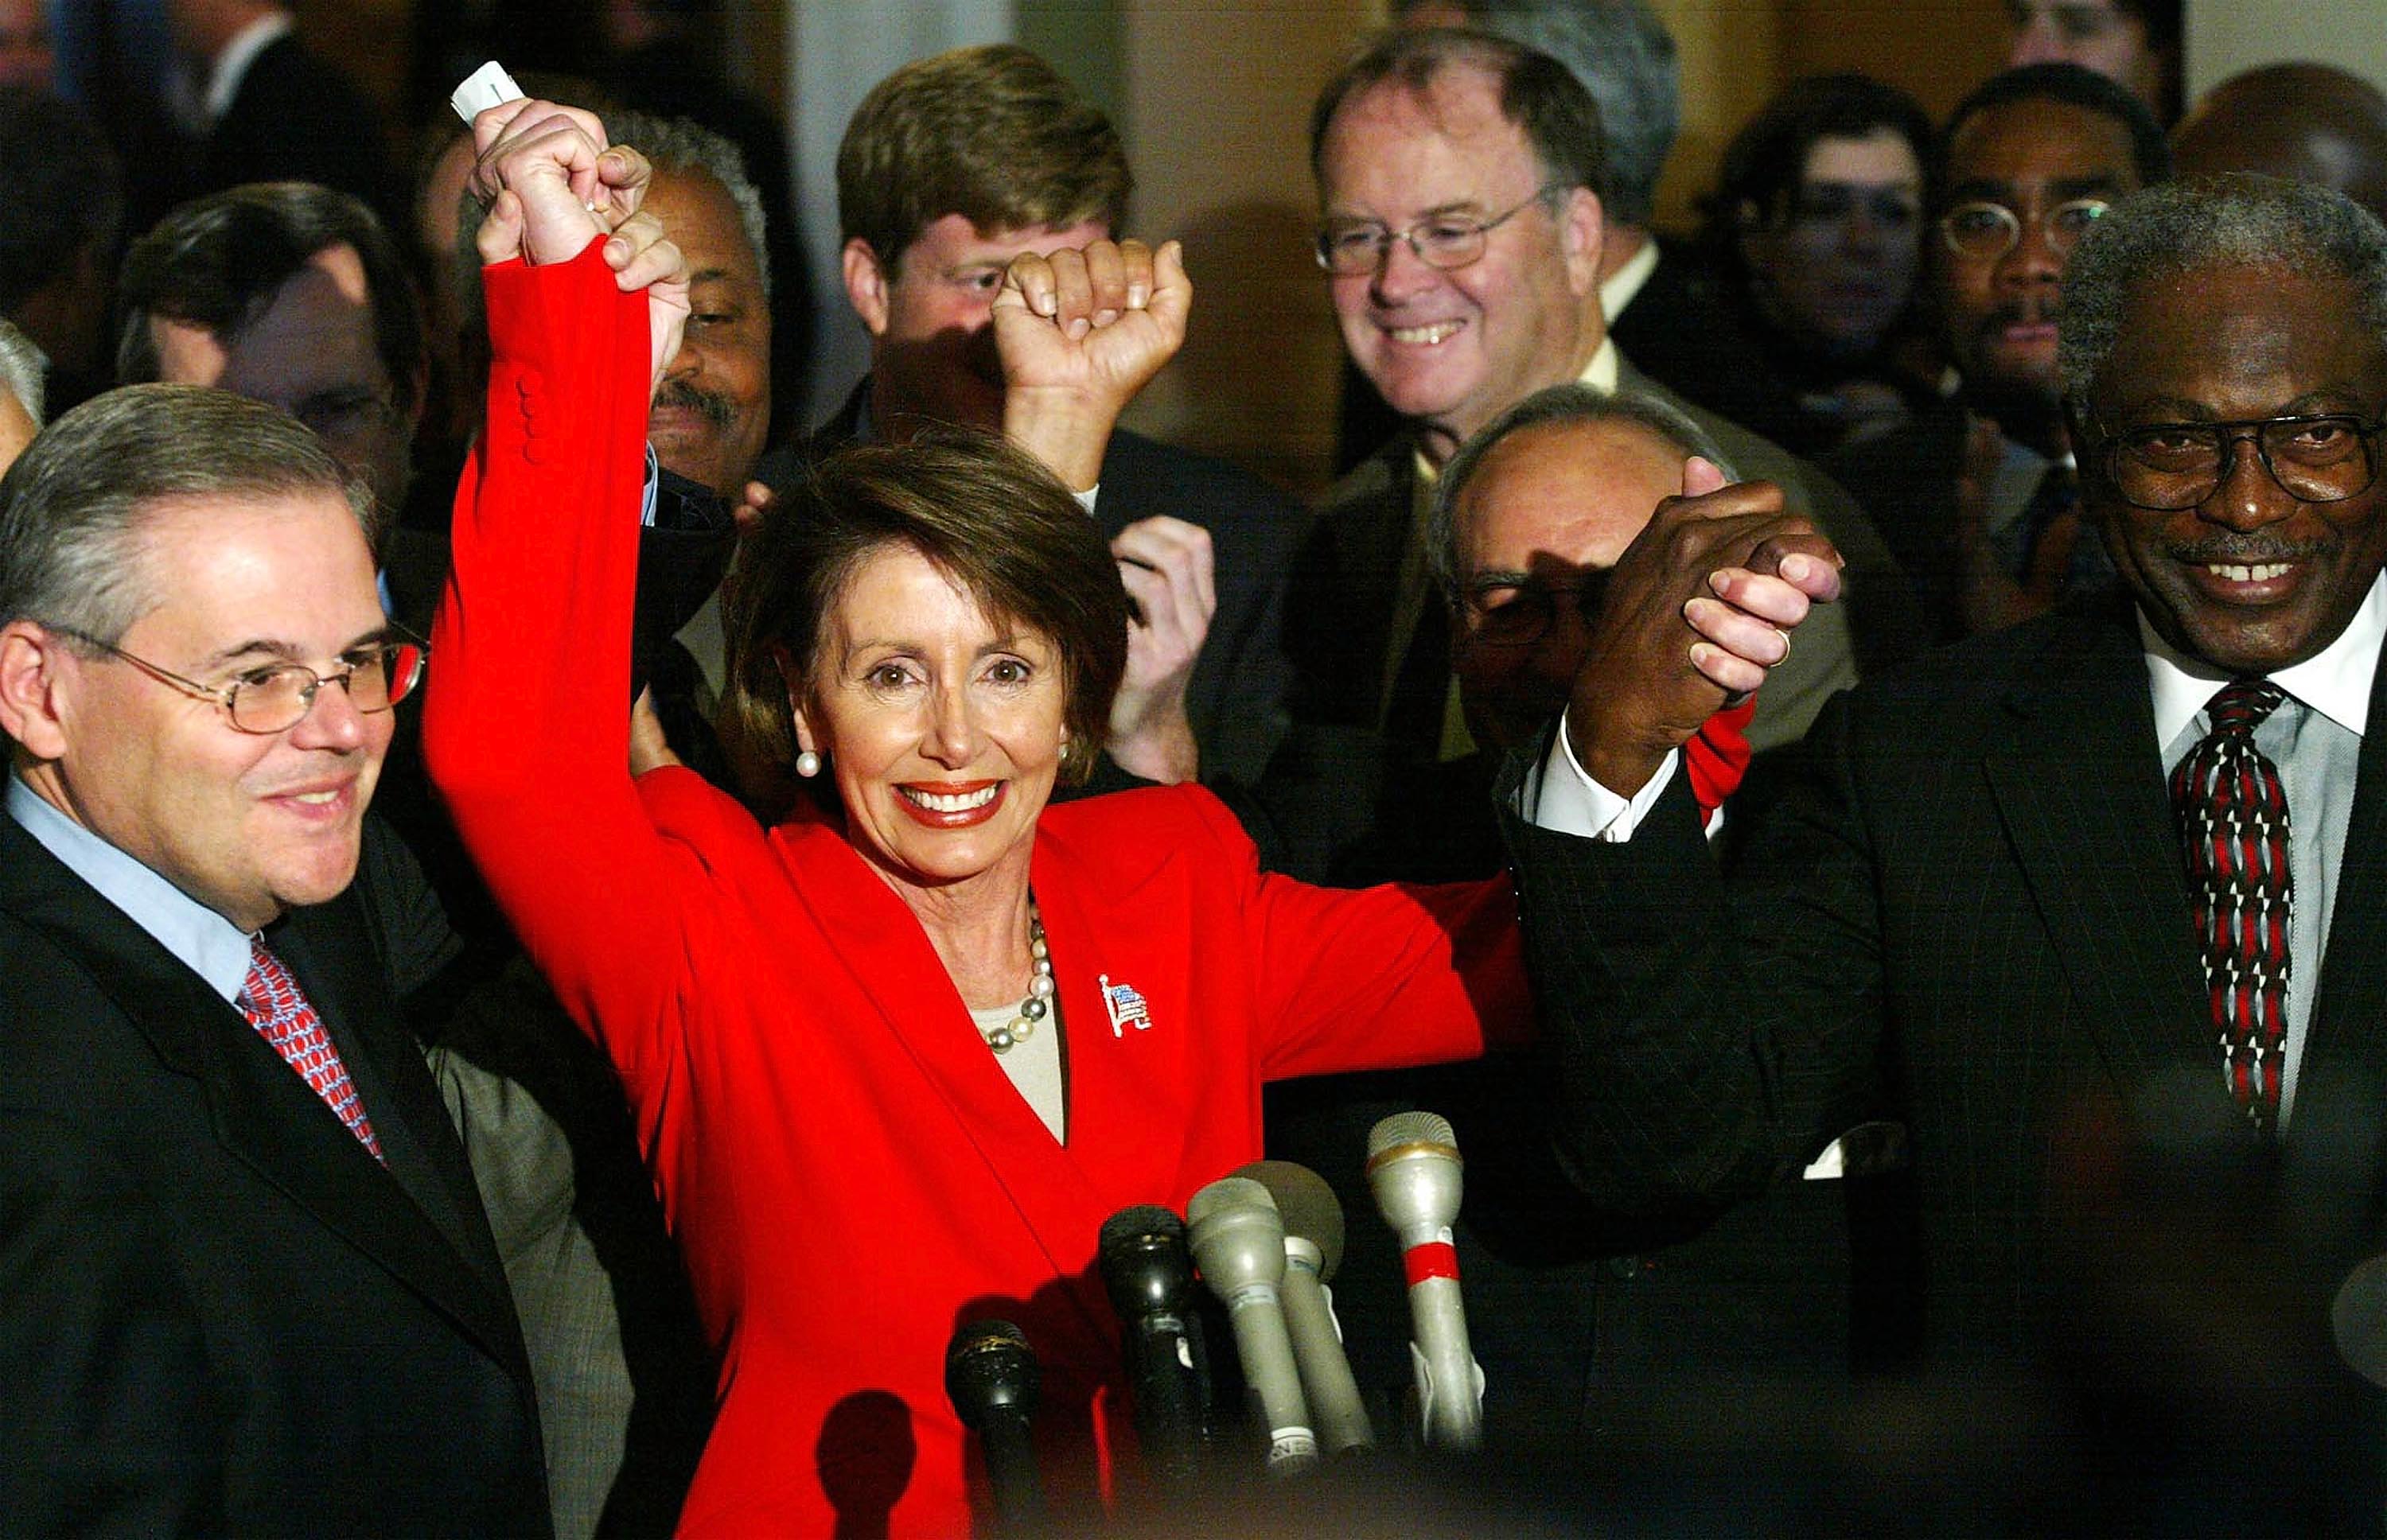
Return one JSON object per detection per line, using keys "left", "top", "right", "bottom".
{"left": 430, "top": 101, "right": 1742, "bottom": 1536}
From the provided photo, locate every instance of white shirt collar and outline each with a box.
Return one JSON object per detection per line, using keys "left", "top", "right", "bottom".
{"left": 6, "top": 773, "right": 256, "bottom": 1002}
{"left": 1411, "top": 340, "right": 1622, "bottom": 488}
{"left": 203, "top": 10, "right": 293, "bottom": 125}
{"left": 2141, "top": 569, "right": 2387, "bottom": 747}
{"left": 1598, "top": 238, "right": 1661, "bottom": 325}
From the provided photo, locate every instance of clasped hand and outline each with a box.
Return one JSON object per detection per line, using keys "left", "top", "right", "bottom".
{"left": 1567, "top": 457, "right": 1844, "bottom": 797}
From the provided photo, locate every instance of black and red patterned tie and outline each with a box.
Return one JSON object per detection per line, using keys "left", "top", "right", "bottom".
{"left": 2170, "top": 680, "right": 2292, "bottom": 1130}
{"left": 240, "top": 938, "right": 384, "bottom": 1161}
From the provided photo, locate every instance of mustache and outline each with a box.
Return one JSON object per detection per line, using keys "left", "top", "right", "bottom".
{"left": 651, "top": 380, "right": 734, "bottom": 429}
{"left": 2164, "top": 535, "right": 2335, "bottom": 563}
{"left": 1977, "top": 297, "right": 2060, "bottom": 335}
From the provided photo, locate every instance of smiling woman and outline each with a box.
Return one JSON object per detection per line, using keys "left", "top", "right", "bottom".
{"left": 426, "top": 235, "right": 1531, "bottom": 1534}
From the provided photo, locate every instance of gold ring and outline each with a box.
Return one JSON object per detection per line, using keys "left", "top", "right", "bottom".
{"left": 1774, "top": 627, "right": 1792, "bottom": 665}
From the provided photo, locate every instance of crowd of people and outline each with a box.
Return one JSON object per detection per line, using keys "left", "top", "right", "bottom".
{"left": 8, "top": 0, "right": 2387, "bottom": 1534}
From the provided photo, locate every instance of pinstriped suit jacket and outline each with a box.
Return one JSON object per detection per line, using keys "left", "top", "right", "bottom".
{"left": 1505, "top": 590, "right": 2387, "bottom": 1525}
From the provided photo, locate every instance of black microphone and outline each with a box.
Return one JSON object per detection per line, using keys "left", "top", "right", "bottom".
{"left": 1098, "top": 1204, "right": 1207, "bottom": 1491}
{"left": 1236, "top": 1161, "right": 1374, "bottom": 1456}
{"left": 945, "top": 1318, "right": 1048, "bottom": 1534}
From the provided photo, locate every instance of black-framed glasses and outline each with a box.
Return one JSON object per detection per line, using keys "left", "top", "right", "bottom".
{"left": 1937, "top": 196, "right": 2109, "bottom": 260}
{"left": 1458, "top": 573, "right": 1607, "bottom": 650}
{"left": 2089, "top": 412, "right": 2387, "bottom": 511}
{"left": 1314, "top": 185, "right": 1570, "bottom": 276}
{"left": 52, "top": 626, "right": 427, "bottom": 734}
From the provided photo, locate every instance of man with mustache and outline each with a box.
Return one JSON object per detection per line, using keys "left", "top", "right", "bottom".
{"left": 1829, "top": 63, "right": 2170, "bottom": 643}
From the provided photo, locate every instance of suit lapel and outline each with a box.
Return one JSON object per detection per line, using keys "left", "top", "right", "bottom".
{"left": 1981, "top": 600, "right": 2216, "bottom": 1098}
{"left": 0, "top": 818, "right": 528, "bottom": 1375}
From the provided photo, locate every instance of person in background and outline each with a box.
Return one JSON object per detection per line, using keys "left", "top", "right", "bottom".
{"left": 0, "top": 0, "right": 51, "bottom": 88}
{"left": 2173, "top": 62, "right": 2387, "bottom": 228}
{"left": 1697, "top": 73, "right": 1941, "bottom": 458}
{"left": 165, "top": 0, "right": 397, "bottom": 223}
{"left": 1828, "top": 63, "right": 2169, "bottom": 644}
{"left": 0, "top": 87, "right": 122, "bottom": 417}
{"left": 2007, "top": 0, "right": 2181, "bottom": 125}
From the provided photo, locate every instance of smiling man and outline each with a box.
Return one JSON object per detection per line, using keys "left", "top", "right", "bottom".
{"left": 1513, "top": 174, "right": 2387, "bottom": 1525}
{"left": 0, "top": 384, "right": 547, "bottom": 1530}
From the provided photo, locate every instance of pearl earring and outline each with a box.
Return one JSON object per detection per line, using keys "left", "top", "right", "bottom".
{"left": 796, "top": 750, "right": 822, "bottom": 778}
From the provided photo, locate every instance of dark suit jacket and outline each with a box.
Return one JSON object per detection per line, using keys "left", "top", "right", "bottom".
{"left": 1505, "top": 592, "right": 2387, "bottom": 1527}
{"left": 201, "top": 33, "right": 397, "bottom": 223}
{"left": 766, "top": 379, "right": 1308, "bottom": 787}
{"left": 0, "top": 814, "right": 551, "bottom": 1536}
{"left": 1824, "top": 395, "right": 1974, "bottom": 648}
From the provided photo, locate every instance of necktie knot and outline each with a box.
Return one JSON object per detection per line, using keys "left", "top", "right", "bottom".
{"left": 2206, "top": 679, "right": 2285, "bottom": 737}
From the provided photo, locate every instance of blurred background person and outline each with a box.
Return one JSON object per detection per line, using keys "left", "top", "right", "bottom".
{"left": 165, "top": 0, "right": 398, "bottom": 223}
{"left": 2007, "top": 0, "right": 2182, "bottom": 124}
{"left": 2172, "top": 61, "right": 2387, "bottom": 226}
{"left": 1696, "top": 72, "right": 1941, "bottom": 458}
{"left": 0, "top": 0, "right": 51, "bottom": 88}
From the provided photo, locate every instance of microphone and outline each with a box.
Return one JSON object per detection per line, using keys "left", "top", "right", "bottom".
{"left": 1186, "top": 1176, "right": 1319, "bottom": 1474}
{"left": 1365, "top": 1111, "right": 1484, "bottom": 1450}
{"left": 1097, "top": 1204, "right": 1207, "bottom": 1490}
{"left": 944, "top": 1318, "right": 1048, "bottom": 1534}
{"left": 1236, "top": 1161, "right": 1374, "bottom": 1456}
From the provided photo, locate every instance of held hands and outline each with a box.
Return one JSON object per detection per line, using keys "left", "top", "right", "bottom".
{"left": 995, "top": 239, "right": 1190, "bottom": 492}
{"left": 469, "top": 99, "right": 690, "bottom": 395}
{"left": 1105, "top": 516, "right": 1217, "bottom": 784}
{"left": 1566, "top": 457, "right": 1843, "bottom": 798}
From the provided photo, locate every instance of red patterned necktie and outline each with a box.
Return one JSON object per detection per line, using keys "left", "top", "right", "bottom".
{"left": 2170, "top": 679, "right": 2293, "bottom": 1130}
{"left": 240, "top": 938, "right": 384, "bottom": 1161}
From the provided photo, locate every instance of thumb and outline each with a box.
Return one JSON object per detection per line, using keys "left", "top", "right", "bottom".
{"left": 1681, "top": 455, "right": 1728, "bottom": 497}
{"left": 477, "top": 189, "right": 527, "bottom": 266}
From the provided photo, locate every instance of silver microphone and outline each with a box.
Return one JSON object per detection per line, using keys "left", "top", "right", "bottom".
{"left": 1365, "top": 1111, "right": 1483, "bottom": 1450}
{"left": 1236, "top": 1160, "right": 1373, "bottom": 1456}
{"left": 1186, "top": 1175, "right": 1318, "bottom": 1474}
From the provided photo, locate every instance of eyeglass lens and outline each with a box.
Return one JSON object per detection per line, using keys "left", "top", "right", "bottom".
{"left": 2109, "top": 418, "right": 2380, "bottom": 510}
{"left": 229, "top": 643, "right": 424, "bottom": 731}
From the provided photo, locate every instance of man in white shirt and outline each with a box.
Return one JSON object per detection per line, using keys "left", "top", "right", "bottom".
{"left": 1512, "top": 174, "right": 2387, "bottom": 1528}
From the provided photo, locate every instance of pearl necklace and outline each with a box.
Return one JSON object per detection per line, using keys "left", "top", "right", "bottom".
{"left": 979, "top": 902, "right": 1055, "bottom": 1056}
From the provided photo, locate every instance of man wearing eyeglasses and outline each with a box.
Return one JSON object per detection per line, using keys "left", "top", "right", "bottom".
{"left": 1829, "top": 63, "right": 2171, "bottom": 644}
{"left": 1267, "top": 25, "right": 1917, "bottom": 881}
{"left": 0, "top": 383, "right": 548, "bottom": 1530}
{"left": 1510, "top": 174, "right": 2387, "bottom": 1524}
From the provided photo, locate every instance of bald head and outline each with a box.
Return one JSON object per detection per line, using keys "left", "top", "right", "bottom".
{"left": 2173, "top": 64, "right": 2387, "bottom": 224}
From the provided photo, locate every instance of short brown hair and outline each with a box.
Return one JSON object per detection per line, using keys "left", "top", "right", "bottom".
{"left": 722, "top": 430, "right": 1130, "bottom": 791}
{"left": 1310, "top": 27, "right": 1606, "bottom": 202}
{"left": 837, "top": 44, "right": 1131, "bottom": 271}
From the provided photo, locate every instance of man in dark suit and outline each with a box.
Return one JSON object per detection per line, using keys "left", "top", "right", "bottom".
{"left": 1511, "top": 175, "right": 2387, "bottom": 1527}
{"left": 1827, "top": 64, "right": 2171, "bottom": 645}
{"left": 0, "top": 384, "right": 547, "bottom": 1531}
{"left": 759, "top": 44, "right": 1305, "bottom": 790}
{"left": 1275, "top": 25, "right": 1918, "bottom": 881}
{"left": 168, "top": 0, "right": 396, "bottom": 223}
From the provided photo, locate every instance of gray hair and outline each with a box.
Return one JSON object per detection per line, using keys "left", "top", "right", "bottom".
{"left": 0, "top": 384, "right": 368, "bottom": 644}
{"left": 2059, "top": 175, "right": 2387, "bottom": 404}
{"left": 1415, "top": 0, "right": 1679, "bottom": 226}
{"left": 1430, "top": 382, "right": 1737, "bottom": 597}
{"left": 0, "top": 319, "right": 44, "bottom": 426}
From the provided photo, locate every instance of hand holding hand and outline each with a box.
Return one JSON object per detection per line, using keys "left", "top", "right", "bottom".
{"left": 1104, "top": 515, "right": 1215, "bottom": 785}
{"left": 995, "top": 239, "right": 1190, "bottom": 491}
{"left": 1566, "top": 457, "right": 1842, "bottom": 796}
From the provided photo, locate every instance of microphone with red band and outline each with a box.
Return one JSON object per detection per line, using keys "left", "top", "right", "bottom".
{"left": 1365, "top": 1111, "right": 1484, "bottom": 1450}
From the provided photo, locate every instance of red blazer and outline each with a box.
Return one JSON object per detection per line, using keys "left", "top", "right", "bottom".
{"left": 428, "top": 245, "right": 1527, "bottom": 1535}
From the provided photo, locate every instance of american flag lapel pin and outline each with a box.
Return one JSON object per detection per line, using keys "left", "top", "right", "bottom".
{"left": 1100, "top": 974, "right": 1152, "bottom": 1037}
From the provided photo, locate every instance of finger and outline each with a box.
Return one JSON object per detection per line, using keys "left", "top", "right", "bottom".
{"left": 1118, "top": 239, "right": 1155, "bottom": 309}
{"left": 594, "top": 143, "right": 649, "bottom": 221}
{"left": 1688, "top": 641, "right": 1770, "bottom": 698}
{"left": 1046, "top": 249, "right": 1096, "bottom": 339}
{"left": 737, "top": 480, "right": 775, "bottom": 534}
{"left": 1147, "top": 239, "right": 1191, "bottom": 338}
{"left": 1682, "top": 455, "right": 1728, "bottom": 497}
{"left": 1116, "top": 561, "right": 1186, "bottom": 661}
{"left": 609, "top": 224, "right": 687, "bottom": 291}
{"left": 475, "top": 188, "right": 525, "bottom": 265}
{"left": 1119, "top": 516, "right": 1215, "bottom": 624}
{"left": 1742, "top": 531, "right": 1847, "bottom": 598}
{"left": 1003, "top": 250, "right": 1059, "bottom": 318}
{"left": 1706, "top": 566, "right": 1821, "bottom": 629}
{"left": 1081, "top": 240, "right": 1129, "bottom": 329}
{"left": 471, "top": 96, "right": 545, "bottom": 154}
{"left": 1684, "top": 593, "right": 1802, "bottom": 663}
